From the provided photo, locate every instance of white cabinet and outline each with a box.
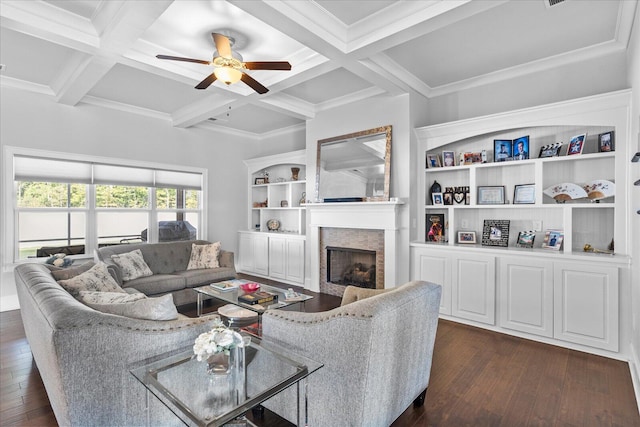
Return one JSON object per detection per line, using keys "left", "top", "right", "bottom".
{"left": 451, "top": 253, "right": 495, "bottom": 325}
{"left": 239, "top": 231, "right": 305, "bottom": 285}
{"left": 499, "top": 256, "right": 554, "bottom": 338}
{"left": 411, "top": 246, "right": 451, "bottom": 314}
{"left": 553, "top": 262, "right": 619, "bottom": 352}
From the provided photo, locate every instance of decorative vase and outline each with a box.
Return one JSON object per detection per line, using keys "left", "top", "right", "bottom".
{"left": 291, "top": 167, "right": 300, "bottom": 181}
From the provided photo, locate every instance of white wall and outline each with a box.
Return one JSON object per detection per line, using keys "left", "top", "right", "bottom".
{"left": 305, "top": 94, "right": 412, "bottom": 285}
{"left": 627, "top": 0, "right": 640, "bottom": 402}
{"left": 0, "top": 87, "right": 300, "bottom": 311}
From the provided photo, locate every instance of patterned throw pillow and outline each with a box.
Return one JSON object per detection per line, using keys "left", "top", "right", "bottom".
{"left": 187, "top": 242, "right": 221, "bottom": 270}
{"left": 110, "top": 249, "right": 153, "bottom": 281}
{"left": 77, "top": 291, "right": 146, "bottom": 305}
{"left": 81, "top": 294, "right": 178, "bottom": 321}
{"left": 57, "top": 262, "right": 125, "bottom": 298}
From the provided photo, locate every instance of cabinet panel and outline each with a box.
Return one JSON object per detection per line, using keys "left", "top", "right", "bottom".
{"left": 285, "top": 239, "right": 305, "bottom": 283}
{"left": 252, "top": 234, "right": 269, "bottom": 276}
{"left": 410, "top": 247, "right": 451, "bottom": 314}
{"left": 553, "top": 263, "right": 618, "bottom": 351}
{"left": 452, "top": 254, "right": 495, "bottom": 325}
{"left": 499, "top": 257, "right": 553, "bottom": 337}
{"left": 268, "top": 236, "right": 286, "bottom": 279}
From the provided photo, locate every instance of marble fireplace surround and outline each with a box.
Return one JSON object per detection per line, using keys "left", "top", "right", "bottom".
{"left": 306, "top": 201, "right": 403, "bottom": 293}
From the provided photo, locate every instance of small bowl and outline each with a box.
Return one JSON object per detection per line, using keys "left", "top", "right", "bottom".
{"left": 240, "top": 282, "right": 260, "bottom": 292}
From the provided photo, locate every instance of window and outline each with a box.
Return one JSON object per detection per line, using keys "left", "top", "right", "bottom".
{"left": 7, "top": 150, "right": 206, "bottom": 261}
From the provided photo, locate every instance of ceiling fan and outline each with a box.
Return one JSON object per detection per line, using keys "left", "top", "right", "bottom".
{"left": 156, "top": 33, "right": 291, "bottom": 94}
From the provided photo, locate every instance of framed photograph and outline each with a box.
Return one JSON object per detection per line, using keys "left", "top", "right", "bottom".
{"left": 513, "top": 184, "right": 535, "bottom": 204}
{"left": 443, "top": 190, "right": 453, "bottom": 205}
{"left": 426, "top": 154, "right": 441, "bottom": 168}
{"left": 477, "top": 186, "right": 505, "bottom": 205}
{"left": 426, "top": 213, "right": 445, "bottom": 242}
{"left": 463, "top": 152, "right": 483, "bottom": 165}
{"left": 598, "top": 131, "right": 615, "bottom": 152}
{"left": 538, "top": 143, "right": 563, "bottom": 158}
{"left": 494, "top": 139, "right": 512, "bottom": 162}
{"left": 442, "top": 151, "right": 456, "bottom": 167}
{"left": 481, "top": 219, "right": 510, "bottom": 247}
{"left": 516, "top": 231, "right": 536, "bottom": 248}
{"left": 457, "top": 231, "right": 477, "bottom": 244}
{"left": 512, "top": 136, "right": 530, "bottom": 160}
{"left": 254, "top": 177, "right": 266, "bottom": 185}
{"left": 431, "top": 192, "right": 444, "bottom": 205}
{"left": 542, "top": 229, "right": 564, "bottom": 250}
{"left": 567, "top": 134, "right": 586, "bottom": 155}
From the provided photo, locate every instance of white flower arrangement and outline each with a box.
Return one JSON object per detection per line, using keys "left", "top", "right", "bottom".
{"left": 193, "top": 319, "right": 245, "bottom": 362}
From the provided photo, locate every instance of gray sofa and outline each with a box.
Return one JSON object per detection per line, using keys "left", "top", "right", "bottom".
{"left": 14, "top": 262, "right": 221, "bottom": 426}
{"left": 95, "top": 239, "right": 236, "bottom": 306}
{"left": 260, "top": 280, "right": 442, "bottom": 427}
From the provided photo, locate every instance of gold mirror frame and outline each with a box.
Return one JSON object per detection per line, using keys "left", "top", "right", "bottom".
{"left": 315, "top": 125, "right": 392, "bottom": 202}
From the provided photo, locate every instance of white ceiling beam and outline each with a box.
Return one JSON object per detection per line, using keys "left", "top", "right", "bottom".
{"left": 257, "top": 93, "right": 315, "bottom": 120}
{"left": 171, "top": 95, "right": 244, "bottom": 128}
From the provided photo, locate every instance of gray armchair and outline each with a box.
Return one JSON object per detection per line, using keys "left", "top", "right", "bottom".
{"left": 260, "top": 280, "right": 442, "bottom": 427}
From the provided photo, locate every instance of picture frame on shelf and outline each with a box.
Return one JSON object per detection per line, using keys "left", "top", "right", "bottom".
{"left": 477, "top": 186, "right": 506, "bottom": 205}
{"left": 463, "top": 152, "right": 483, "bottom": 165}
{"left": 443, "top": 188, "right": 454, "bottom": 205}
{"left": 494, "top": 139, "right": 512, "bottom": 162}
{"left": 442, "top": 151, "right": 456, "bottom": 167}
{"left": 541, "top": 230, "right": 564, "bottom": 250}
{"left": 254, "top": 177, "right": 266, "bottom": 185}
{"left": 426, "top": 213, "right": 445, "bottom": 243}
{"left": 516, "top": 231, "right": 536, "bottom": 248}
{"left": 512, "top": 136, "right": 530, "bottom": 160}
{"left": 457, "top": 231, "right": 476, "bottom": 244}
{"left": 513, "top": 184, "right": 535, "bottom": 204}
{"left": 598, "top": 131, "right": 615, "bottom": 152}
{"left": 567, "top": 134, "right": 586, "bottom": 155}
{"left": 426, "top": 154, "right": 441, "bottom": 168}
{"left": 481, "top": 219, "right": 510, "bottom": 247}
{"left": 538, "top": 143, "right": 563, "bottom": 158}
{"left": 432, "top": 192, "right": 444, "bottom": 205}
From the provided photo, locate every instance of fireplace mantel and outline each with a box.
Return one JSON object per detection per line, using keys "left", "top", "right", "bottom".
{"left": 306, "top": 201, "right": 404, "bottom": 292}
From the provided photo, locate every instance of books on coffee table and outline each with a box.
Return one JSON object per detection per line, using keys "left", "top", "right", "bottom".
{"left": 210, "top": 279, "right": 253, "bottom": 292}
{"left": 238, "top": 291, "right": 278, "bottom": 305}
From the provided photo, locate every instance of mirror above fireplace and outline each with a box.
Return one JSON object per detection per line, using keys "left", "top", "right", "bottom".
{"left": 315, "top": 125, "right": 392, "bottom": 202}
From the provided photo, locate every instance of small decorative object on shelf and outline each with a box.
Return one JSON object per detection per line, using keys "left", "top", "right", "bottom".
{"left": 583, "top": 243, "right": 613, "bottom": 255}
{"left": 567, "top": 134, "right": 586, "bottom": 155}
{"left": 513, "top": 184, "right": 535, "bottom": 204}
{"left": 300, "top": 192, "right": 306, "bottom": 204}
{"left": 516, "top": 231, "right": 536, "bottom": 248}
{"left": 543, "top": 183, "right": 588, "bottom": 203}
{"left": 267, "top": 219, "right": 281, "bottom": 231}
{"left": 462, "top": 152, "right": 483, "bottom": 165}
{"left": 513, "top": 136, "right": 529, "bottom": 160}
{"left": 432, "top": 192, "right": 443, "bottom": 205}
{"left": 291, "top": 167, "right": 300, "bottom": 181}
{"left": 478, "top": 186, "right": 505, "bottom": 205}
{"left": 426, "top": 213, "right": 445, "bottom": 242}
{"left": 494, "top": 139, "right": 512, "bottom": 162}
{"left": 582, "top": 179, "right": 615, "bottom": 201}
{"left": 429, "top": 180, "right": 441, "bottom": 203}
{"left": 442, "top": 151, "right": 456, "bottom": 167}
{"left": 457, "top": 231, "right": 476, "bottom": 244}
{"left": 254, "top": 177, "right": 266, "bottom": 185}
{"left": 426, "top": 154, "right": 441, "bottom": 168}
{"left": 541, "top": 230, "right": 564, "bottom": 250}
{"left": 444, "top": 188, "right": 454, "bottom": 205}
{"left": 598, "top": 131, "right": 615, "bottom": 152}
{"left": 454, "top": 186, "right": 470, "bottom": 204}
{"left": 481, "top": 219, "right": 510, "bottom": 247}
{"left": 280, "top": 200, "right": 288, "bottom": 207}
{"left": 538, "top": 143, "right": 563, "bottom": 158}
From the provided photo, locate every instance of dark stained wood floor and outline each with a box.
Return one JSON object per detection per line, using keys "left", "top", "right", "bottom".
{"left": 2, "top": 278, "right": 639, "bottom": 426}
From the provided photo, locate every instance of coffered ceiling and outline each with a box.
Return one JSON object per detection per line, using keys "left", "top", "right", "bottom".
{"left": 0, "top": 0, "right": 636, "bottom": 138}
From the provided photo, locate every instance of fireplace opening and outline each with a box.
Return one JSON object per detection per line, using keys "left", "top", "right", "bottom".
{"left": 326, "top": 246, "right": 376, "bottom": 289}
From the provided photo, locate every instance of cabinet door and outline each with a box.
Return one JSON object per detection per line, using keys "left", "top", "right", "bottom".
{"left": 411, "top": 247, "right": 451, "bottom": 314}
{"left": 553, "top": 263, "right": 619, "bottom": 351}
{"left": 451, "top": 254, "right": 495, "bottom": 325}
{"left": 285, "top": 238, "right": 305, "bottom": 284}
{"left": 238, "top": 233, "right": 255, "bottom": 273}
{"left": 499, "top": 257, "right": 553, "bottom": 338}
{"left": 268, "top": 236, "right": 286, "bottom": 280}
{"left": 252, "top": 234, "right": 269, "bottom": 276}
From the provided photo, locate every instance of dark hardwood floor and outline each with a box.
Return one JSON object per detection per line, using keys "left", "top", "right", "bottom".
{"left": 2, "top": 278, "right": 639, "bottom": 426}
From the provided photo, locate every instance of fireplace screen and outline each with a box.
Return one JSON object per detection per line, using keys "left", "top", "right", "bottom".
{"left": 326, "top": 246, "right": 376, "bottom": 288}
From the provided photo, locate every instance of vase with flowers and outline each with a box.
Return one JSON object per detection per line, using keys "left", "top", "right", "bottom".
{"left": 193, "top": 319, "right": 249, "bottom": 376}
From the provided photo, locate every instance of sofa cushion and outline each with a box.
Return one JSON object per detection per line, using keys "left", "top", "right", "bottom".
{"left": 81, "top": 293, "right": 178, "bottom": 321}
{"left": 176, "top": 268, "right": 238, "bottom": 288}
{"left": 122, "top": 274, "right": 186, "bottom": 296}
{"left": 110, "top": 249, "right": 153, "bottom": 281}
{"left": 187, "top": 242, "right": 221, "bottom": 270}
{"left": 57, "top": 262, "right": 125, "bottom": 298}
{"left": 77, "top": 291, "right": 146, "bottom": 305}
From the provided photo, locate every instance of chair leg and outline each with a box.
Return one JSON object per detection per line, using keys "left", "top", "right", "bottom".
{"left": 413, "top": 388, "right": 427, "bottom": 407}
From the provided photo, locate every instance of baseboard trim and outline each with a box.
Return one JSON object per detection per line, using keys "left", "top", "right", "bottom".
{"left": 630, "top": 342, "right": 640, "bottom": 415}
{"left": 0, "top": 295, "right": 20, "bottom": 312}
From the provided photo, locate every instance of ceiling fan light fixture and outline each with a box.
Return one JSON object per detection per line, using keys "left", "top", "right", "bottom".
{"left": 214, "top": 66, "right": 242, "bottom": 85}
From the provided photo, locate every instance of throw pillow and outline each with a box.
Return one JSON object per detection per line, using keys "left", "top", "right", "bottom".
{"left": 77, "top": 291, "right": 146, "bottom": 305}
{"left": 57, "top": 262, "right": 125, "bottom": 298}
{"left": 50, "top": 261, "right": 95, "bottom": 281}
{"left": 82, "top": 294, "right": 178, "bottom": 321}
{"left": 110, "top": 249, "right": 153, "bottom": 281}
{"left": 187, "top": 242, "right": 221, "bottom": 270}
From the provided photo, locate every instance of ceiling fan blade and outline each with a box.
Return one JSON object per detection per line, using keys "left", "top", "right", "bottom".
{"left": 241, "top": 73, "right": 268, "bottom": 94}
{"left": 212, "top": 33, "right": 232, "bottom": 58}
{"left": 244, "top": 61, "right": 292, "bottom": 71}
{"left": 156, "top": 55, "right": 210, "bottom": 65}
{"left": 195, "top": 72, "right": 217, "bottom": 90}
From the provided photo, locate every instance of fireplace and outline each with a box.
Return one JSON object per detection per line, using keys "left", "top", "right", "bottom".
{"left": 326, "top": 246, "right": 376, "bottom": 289}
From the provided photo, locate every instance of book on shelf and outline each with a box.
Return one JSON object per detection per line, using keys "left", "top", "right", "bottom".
{"left": 210, "top": 279, "right": 251, "bottom": 292}
{"left": 238, "top": 291, "right": 278, "bottom": 305}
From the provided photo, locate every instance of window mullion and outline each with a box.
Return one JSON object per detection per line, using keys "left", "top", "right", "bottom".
{"left": 86, "top": 183, "right": 97, "bottom": 256}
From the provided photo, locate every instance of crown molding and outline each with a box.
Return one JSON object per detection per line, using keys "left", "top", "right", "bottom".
{"left": 0, "top": 75, "right": 54, "bottom": 96}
